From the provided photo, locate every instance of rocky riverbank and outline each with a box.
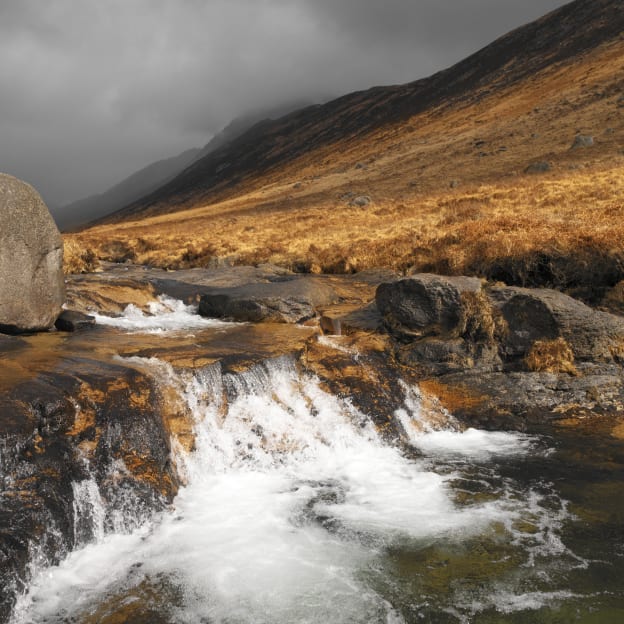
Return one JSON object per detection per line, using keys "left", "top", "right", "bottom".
{"left": 2, "top": 263, "right": 624, "bottom": 620}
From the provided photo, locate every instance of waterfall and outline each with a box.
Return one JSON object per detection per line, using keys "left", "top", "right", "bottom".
{"left": 10, "top": 349, "right": 579, "bottom": 624}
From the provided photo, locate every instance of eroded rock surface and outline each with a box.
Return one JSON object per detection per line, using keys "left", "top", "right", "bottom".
{"left": 0, "top": 174, "right": 65, "bottom": 333}
{"left": 490, "top": 286, "right": 624, "bottom": 362}
{"left": 0, "top": 354, "right": 178, "bottom": 621}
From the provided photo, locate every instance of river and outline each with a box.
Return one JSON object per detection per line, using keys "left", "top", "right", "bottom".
{"left": 7, "top": 299, "right": 624, "bottom": 623}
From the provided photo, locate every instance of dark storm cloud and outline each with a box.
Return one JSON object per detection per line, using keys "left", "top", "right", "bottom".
{"left": 0, "top": 0, "right": 567, "bottom": 206}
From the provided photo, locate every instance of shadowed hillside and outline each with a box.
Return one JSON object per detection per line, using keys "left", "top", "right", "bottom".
{"left": 56, "top": 102, "right": 312, "bottom": 231}
{"left": 54, "top": 148, "right": 200, "bottom": 231}
{"left": 98, "top": 0, "right": 623, "bottom": 221}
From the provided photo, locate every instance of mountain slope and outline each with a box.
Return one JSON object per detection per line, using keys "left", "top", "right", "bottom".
{"left": 70, "top": 0, "right": 624, "bottom": 301}
{"left": 100, "top": 0, "right": 623, "bottom": 223}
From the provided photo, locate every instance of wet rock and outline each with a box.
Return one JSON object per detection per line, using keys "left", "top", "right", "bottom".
{"left": 0, "top": 174, "right": 65, "bottom": 333}
{"left": 55, "top": 309, "right": 96, "bottom": 332}
{"left": 571, "top": 134, "right": 594, "bottom": 149}
{"left": 490, "top": 286, "right": 624, "bottom": 362}
{"left": 0, "top": 356, "right": 180, "bottom": 620}
{"left": 0, "top": 333, "right": 27, "bottom": 352}
{"left": 199, "top": 276, "right": 338, "bottom": 323}
{"left": 302, "top": 334, "right": 415, "bottom": 443}
{"left": 320, "top": 315, "right": 342, "bottom": 335}
{"left": 524, "top": 161, "right": 551, "bottom": 174}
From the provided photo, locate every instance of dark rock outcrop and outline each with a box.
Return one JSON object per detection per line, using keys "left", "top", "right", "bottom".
{"left": 376, "top": 274, "right": 499, "bottom": 375}
{"left": 376, "top": 274, "right": 483, "bottom": 339}
{"left": 377, "top": 274, "right": 624, "bottom": 427}
{"left": 0, "top": 174, "right": 65, "bottom": 334}
{"left": 55, "top": 309, "right": 96, "bottom": 332}
{"left": 419, "top": 363, "right": 624, "bottom": 431}
{"left": 0, "top": 358, "right": 179, "bottom": 621}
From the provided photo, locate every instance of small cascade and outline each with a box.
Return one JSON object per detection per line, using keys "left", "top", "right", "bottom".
{"left": 71, "top": 478, "right": 106, "bottom": 548}
{"left": 92, "top": 295, "right": 231, "bottom": 333}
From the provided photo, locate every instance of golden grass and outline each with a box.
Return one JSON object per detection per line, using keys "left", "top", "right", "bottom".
{"left": 65, "top": 163, "right": 624, "bottom": 293}
{"left": 63, "top": 238, "right": 100, "bottom": 274}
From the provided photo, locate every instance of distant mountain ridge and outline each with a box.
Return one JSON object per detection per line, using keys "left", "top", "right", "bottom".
{"left": 95, "top": 0, "right": 623, "bottom": 225}
{"left": 54, "top": 147, "right": 200, "bottom": 230}
{"left": 57, "top": 102, "right": 313, "bottom": 230}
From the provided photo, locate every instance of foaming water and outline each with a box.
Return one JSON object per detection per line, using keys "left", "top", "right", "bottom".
{"left": 93, "top": 295, "right": 232, "bottom": 333}
{"left": 11, "top": 357, "right": 580, "bottom": 623}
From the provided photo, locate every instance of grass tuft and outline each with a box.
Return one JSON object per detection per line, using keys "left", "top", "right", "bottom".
{"left": 525, "top": 337, "right": 578, "bottom": 375}
{"left": 63, "top": 239, "right": 100, "bottom": 275}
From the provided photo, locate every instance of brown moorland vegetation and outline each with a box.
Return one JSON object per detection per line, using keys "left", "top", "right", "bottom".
{"left": 65, "top": 0, "right": 624, "bottom": 302}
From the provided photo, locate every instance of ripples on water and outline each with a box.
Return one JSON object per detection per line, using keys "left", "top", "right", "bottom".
{"left": 9, "top": 304, "right": 624, "bottom": 623}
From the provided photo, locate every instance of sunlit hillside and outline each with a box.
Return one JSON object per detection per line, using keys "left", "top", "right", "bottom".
{"left": 66, "top": 0, "right": 624, "bottom": 301}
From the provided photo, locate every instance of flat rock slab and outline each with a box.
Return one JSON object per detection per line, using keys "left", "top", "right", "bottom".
{"left": 319, "top": 302, "right": 383, "bottom": 334}
{"left": 199, "top": 276, "right": 339, "bottom": 323}
{"left": 422, "top": 363, "right": 624, "bottom": 430}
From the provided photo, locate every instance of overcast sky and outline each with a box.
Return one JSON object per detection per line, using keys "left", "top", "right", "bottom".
{"left": 0, "top": 0, "right": 567, "bottom": 206}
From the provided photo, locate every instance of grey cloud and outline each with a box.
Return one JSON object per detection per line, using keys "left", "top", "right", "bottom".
{"left": 0, "top": 0, "right": 567, "bottom": 206}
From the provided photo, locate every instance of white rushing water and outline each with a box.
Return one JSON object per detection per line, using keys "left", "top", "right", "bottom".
{"left": 11, "top": 346, "right": 573, "bottom": 623}
{"left": 92, "top": 295, "right": 232, "bottom": 333}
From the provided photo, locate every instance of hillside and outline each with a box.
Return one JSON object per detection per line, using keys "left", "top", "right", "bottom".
{"left": 68, "top": 0, "right": 624, "bottom": 302}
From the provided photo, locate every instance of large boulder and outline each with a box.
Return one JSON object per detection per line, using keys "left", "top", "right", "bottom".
{"left": 376, "top": 274, "right": 500, "bottom": 375}
{"left": 0, "top": 174, "right": 65, "bottom": 333}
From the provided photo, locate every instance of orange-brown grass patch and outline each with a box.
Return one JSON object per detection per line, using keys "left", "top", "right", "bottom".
{"left": 419, "top": 379, "right": 488, "bottom": 412}
{"left": 525, "top": 337, "right": 578, "bottom": 375}
{"left": 63, "top": 238, "right": 100, "bottom": 274}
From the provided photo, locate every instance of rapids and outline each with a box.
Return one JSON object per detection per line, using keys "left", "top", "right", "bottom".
{"left": 5, "top": 300, "right": 624, "bottom": 623}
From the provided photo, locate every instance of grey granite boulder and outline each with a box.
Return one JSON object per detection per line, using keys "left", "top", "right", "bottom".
{"left": 0, "top": 174, "right": 65, "bottom": 333}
